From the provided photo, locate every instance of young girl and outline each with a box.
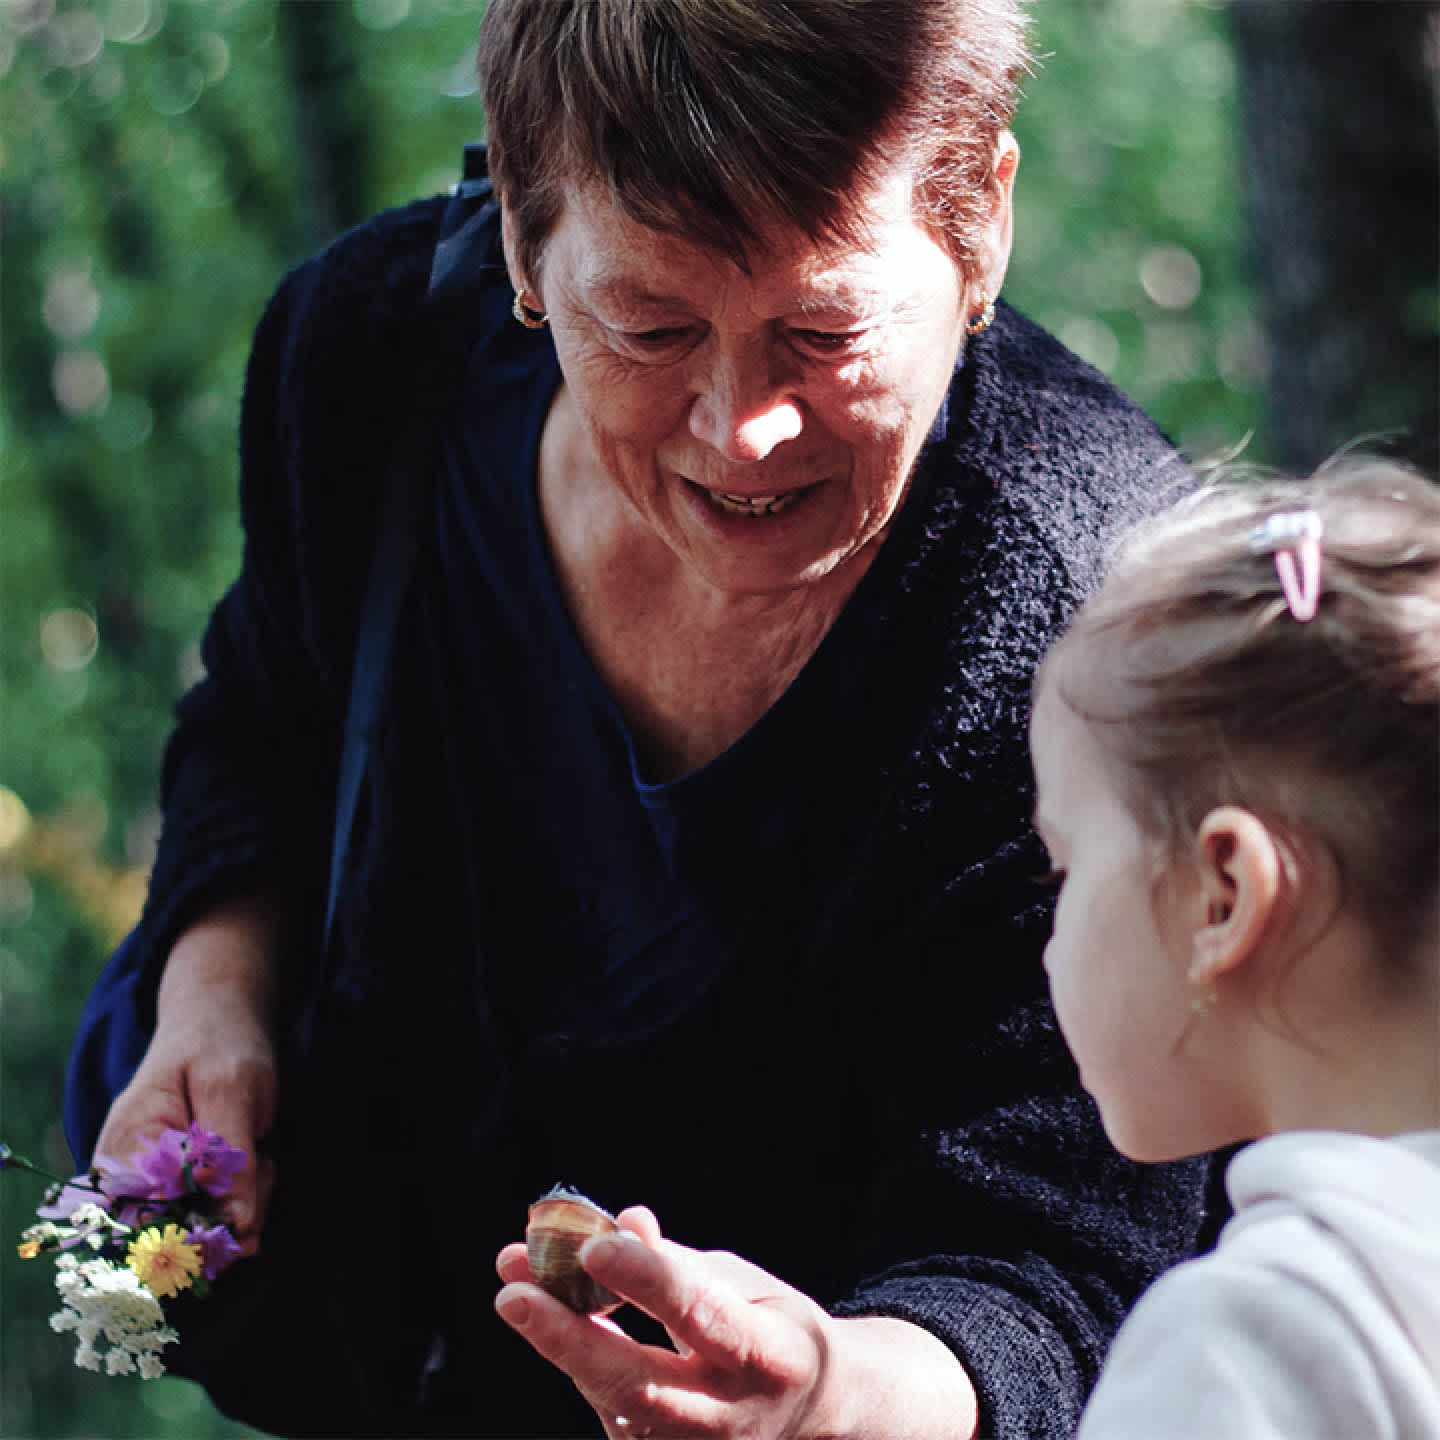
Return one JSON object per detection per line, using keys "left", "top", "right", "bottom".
{"left": 1028, "top": 458, "right": 1440, "bottom": 1439}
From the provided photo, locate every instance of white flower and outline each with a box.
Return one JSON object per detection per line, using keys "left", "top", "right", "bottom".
{"left": 47, "top": 1254, "right": 177, "bottom": 1379}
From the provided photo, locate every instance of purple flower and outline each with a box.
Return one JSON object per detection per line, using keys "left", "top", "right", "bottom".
{"left": 180, "top": 1124, "right": 247, "bottom": 1199}
{"left": 188, "top": 1223, "right": 243, "bottom": 1281}
{"left": 35, "top": 1176, "right": 108, "bottom": 1221}
{"left": 91, "top": 1125, "right": 247, "bottom": 1206}
{"left": 93, "top": 1152, "right": 165, "bottom": 1205}
{"left": 136, "top": 1130, "right": 191, "bottom": 1200}
{"left": 111, "top": 1199, "right": 165, "bottom": 1228}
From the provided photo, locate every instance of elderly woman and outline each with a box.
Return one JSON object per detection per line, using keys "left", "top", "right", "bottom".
{"left": 78, "top": 1, "right": 1212, "bottom": 1437}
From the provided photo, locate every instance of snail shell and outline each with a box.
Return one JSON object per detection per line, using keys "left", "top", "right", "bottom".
{"left": 525, "top": 1185, "right": 621, "bottom": 1315}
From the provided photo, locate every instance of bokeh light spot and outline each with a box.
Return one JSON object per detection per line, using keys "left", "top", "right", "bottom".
{"left": 41, "top": 607, "right": 99, "bottom": 671}
{"left": 4, "top": 0, "right": 56, "bottom": 37}
{"left": 52, "top": 349, "right": 110, "bottom": 415}
{"left": 52, "top": 8, "right": 105, "bottom": 67}
{"left": 0, "top": 789, "right": 33, "bottom": 853}
{"left": 194, "top": 30, "right": 228, "bottom": 83}
{"left": 1217, "top": 317, "right": 1270, "bottom": 390}
{"left": 354, "top": 0, "right": 409, "bottom": 30}
{"left": 105, "top": 0, "right": 161, "bottom": 45}
{"left": 1058, "top": 314, "right": 1120, "bottom": 376}
{"left": 42, "top": 265, "right": 100, "bottom": 339}
{"left": 144, "top": 55, "right": 203, "bottom": 115}
{"left": 1139, "top": 244, "right": 1203, "bottom": 310}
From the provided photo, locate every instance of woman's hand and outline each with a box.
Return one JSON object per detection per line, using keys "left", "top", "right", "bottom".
{"left": 91, "top": 897, "right": 280, "bottom": 1253}
{"left": 494, "top": 1208, "right": 979, "bottom": 1439}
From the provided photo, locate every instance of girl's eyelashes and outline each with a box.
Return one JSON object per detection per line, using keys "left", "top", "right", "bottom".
{"left": 1031, "top": 865, "right": 1067, "bottom": 892}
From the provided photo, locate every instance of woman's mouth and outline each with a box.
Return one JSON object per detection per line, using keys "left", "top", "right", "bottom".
{"left": 703, "top": 488, "right": 805, "bottom": 518}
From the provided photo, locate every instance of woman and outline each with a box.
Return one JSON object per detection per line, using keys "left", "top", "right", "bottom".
{"left": 80, "top": 2, "right": 1213, "bottom": 1436}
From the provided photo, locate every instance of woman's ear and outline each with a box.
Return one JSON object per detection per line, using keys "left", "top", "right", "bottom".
{"left": 977, "top": 131, "right": 1019, "bottom": 300}
{"left": 1188, "top": 806, "right": 1283, "bottom": 987}
{"left": 500, "top": 208, "right": 534, "bottom": 305}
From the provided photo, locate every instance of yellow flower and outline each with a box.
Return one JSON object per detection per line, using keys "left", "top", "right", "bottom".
{"left": 17, "top": 1240, "right": 41, "bottom": 1260}
{"left": 126, "top": 1225, "right": 202, "bottom": 1299}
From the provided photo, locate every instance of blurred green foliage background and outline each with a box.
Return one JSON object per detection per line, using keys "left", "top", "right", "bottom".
{"left": 2, "top": 0, "right": 1265, "bottom": 1433}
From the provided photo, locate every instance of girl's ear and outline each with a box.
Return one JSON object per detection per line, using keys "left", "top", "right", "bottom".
{"left": 1188, "top": 806, "right": 1283, "bottom": 986}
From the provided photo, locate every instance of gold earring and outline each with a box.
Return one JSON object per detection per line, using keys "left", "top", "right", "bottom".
{"left": 1189, "top": 987, "right": 1218, "bottom": 1018}
{"left": 512, "top": 289, "right": 548, "bottom": 329}
{"left": 965, "top": 296, "right": 996, "bottom": 337}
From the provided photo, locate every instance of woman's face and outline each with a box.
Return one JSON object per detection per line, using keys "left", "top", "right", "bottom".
{"left": 1029, "top": 680, "right": 1231, "bottom": 1163}
{"left": 515, "top": 163, "right": 1003, "bottom": 596}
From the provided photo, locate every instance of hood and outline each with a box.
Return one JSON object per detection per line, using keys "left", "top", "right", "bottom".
{"left": 1226, "top": 1130, "right": 1440, "bottom": 1378}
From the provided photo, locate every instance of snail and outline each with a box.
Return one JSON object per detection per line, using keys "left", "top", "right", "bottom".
{"left": 525, "top": 1185, "right": 622, "bottom": 1315}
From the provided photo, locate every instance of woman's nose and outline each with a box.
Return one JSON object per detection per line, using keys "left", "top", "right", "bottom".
{"left": 688, "top": 351, "right": 804, "bottom": 462}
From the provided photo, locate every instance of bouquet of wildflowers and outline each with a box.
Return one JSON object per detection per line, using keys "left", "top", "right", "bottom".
{"left": 4, "top": 1125, "right": 246, "bottom": 1378}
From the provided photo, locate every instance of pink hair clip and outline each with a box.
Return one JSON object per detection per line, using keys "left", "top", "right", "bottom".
{"left": 1248, "top": 510, "right": 1324, "bottom": 622}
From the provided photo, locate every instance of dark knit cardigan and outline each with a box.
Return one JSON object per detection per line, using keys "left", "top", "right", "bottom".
{"left": 131, "top": 194, "right": 1214, "bottom": 1440}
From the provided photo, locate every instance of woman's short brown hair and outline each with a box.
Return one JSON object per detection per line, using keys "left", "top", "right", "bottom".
{"left": 477, "top": 0, "right": 1031, "bottom": 283}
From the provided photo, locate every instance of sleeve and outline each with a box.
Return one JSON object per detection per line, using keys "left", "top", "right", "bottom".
{"left": 1074, "top": 1255, "right": 1399, "bottom": 1440}
{"left": 822, "top": 487, "right": 1215, "bottom": 1440}
{"left": 130, "top": 205, "right": 441, "bottom": 1019}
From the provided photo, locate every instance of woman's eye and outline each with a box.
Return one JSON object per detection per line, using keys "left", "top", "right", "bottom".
{"left": 1031, "top": 866, "right": 1067, "bottom": 892}
{"left": 792, "top": 328, "right": 862, "bottom": 356}
{"left": 624, "top": 327, "right": 694, "bottom": 352}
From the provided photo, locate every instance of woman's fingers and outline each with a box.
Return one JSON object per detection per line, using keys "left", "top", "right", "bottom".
{"left": 614, "top": 1205, "right": 663, "bottom": 1246}
{"left": 88, "top": 1017, "right": 278, "bottom": 1248}
{"left": 495, "top": 1281, "right": 693, "bottom": 1424}
{"left": 496, "top": 1241, "right": 531, "bottom": 1284}
{"left": 92, "top": 1081, "right": 189, "bottom": 1173}
{"left": 494, "top": 1210, "right": 834, "bottom": 1437}
{"left": 583, "top": 1231, "right": 807, "bottom": 1379}
{"left": 183, "top": 1049, "right": 276, "bottom": 1237}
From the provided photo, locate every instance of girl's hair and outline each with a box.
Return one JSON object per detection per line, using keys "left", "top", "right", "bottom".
{"left": 1039, "top": 458, "right": 1440, "bottom": 960}
{"left": 477, "top": 0, "right": 1031, "bottom": 285}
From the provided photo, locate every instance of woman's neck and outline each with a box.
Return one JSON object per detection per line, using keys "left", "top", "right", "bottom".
{"left": 536, "top": 391, "right": 872, "bottom": 781}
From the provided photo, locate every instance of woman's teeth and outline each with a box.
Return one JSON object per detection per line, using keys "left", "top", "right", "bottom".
{"left": 707, "top": 489, "right": 801, "bottom": 518}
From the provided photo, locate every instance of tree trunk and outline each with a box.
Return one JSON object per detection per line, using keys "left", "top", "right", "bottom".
{"left": 278, "top": 0, "right": 374, "bottom": 246}
{"left": 1228, "top": 0, "right": 1439, "bottom": 476}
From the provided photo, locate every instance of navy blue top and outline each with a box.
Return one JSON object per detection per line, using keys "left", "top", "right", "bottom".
{"left": 438, "top": 290, "right": 731, "bottom": 1047}
{"left": 431, "top": 268, "right": 940, "bottom": 1058}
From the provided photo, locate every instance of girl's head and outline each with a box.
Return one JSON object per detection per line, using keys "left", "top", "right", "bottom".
{"left": 1030, "top": 459, "right": 1440, "bottom": 1159}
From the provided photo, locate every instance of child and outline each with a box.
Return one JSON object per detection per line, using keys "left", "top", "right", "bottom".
{"left": 1027, "top": 458, "right": 1440, "bottom": 1439}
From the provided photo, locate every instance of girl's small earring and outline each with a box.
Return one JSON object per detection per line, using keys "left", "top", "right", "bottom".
{"left": 512, "top": 289, "right": 548, "bottom": 330}
{"left": 1189, "top": 987, "right": 1219, "bottom": 1018}
{"left": 965, "top": 296, "right": 996, "bottom": 337}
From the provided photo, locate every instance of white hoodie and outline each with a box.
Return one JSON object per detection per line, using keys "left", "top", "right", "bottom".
{"left": 1076, "top": 1131, "right": 1440, "bottom": 1440}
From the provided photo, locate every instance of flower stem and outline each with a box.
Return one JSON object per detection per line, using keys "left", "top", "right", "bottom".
{"left": 0, "top": 1143, "right": 69, "bottom": 1186}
